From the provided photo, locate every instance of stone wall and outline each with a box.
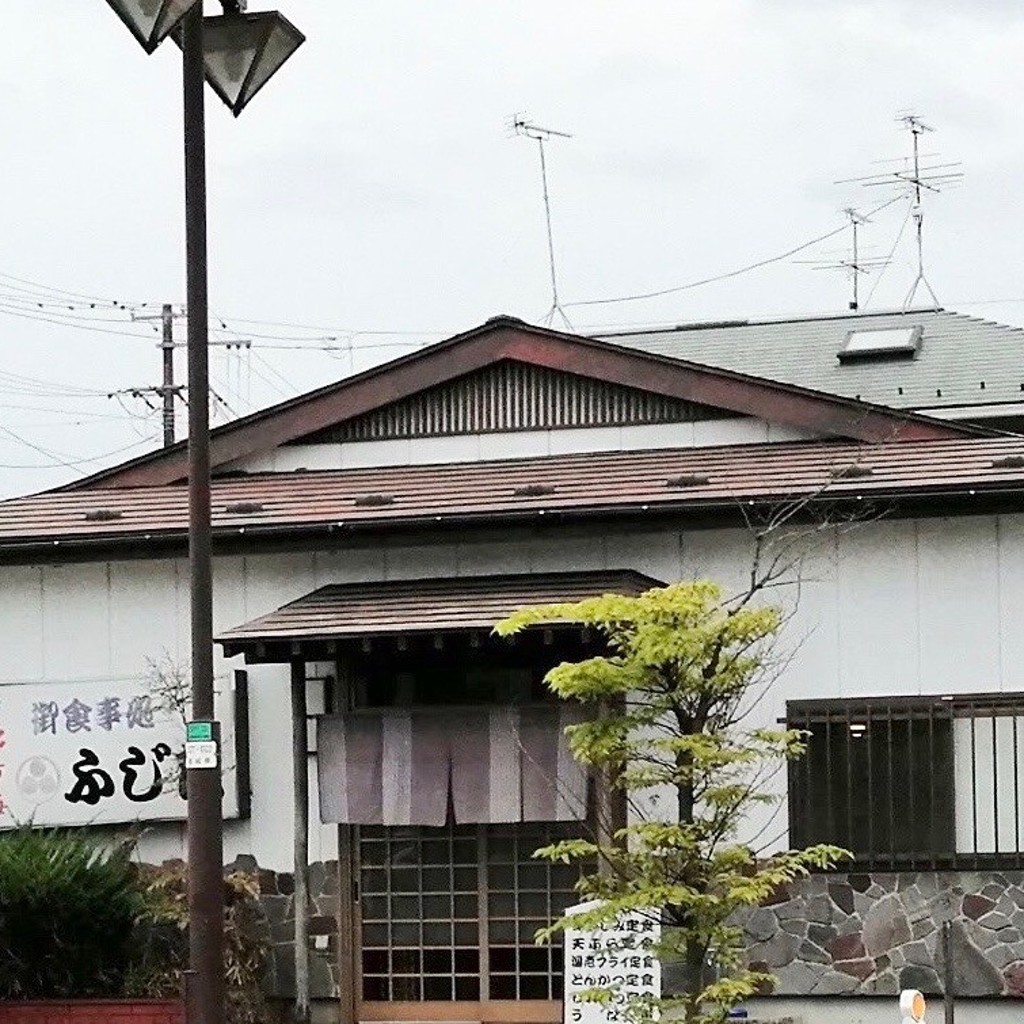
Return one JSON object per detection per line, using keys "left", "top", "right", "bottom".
{"left": 238, "top": 863, "right": 1024, "bottom": 1004}
{"left": 229, "top": 857, "right": 342, "bottom": 1002}
{"left": 741, "top": 871, "right": 1024, "bottom": 998}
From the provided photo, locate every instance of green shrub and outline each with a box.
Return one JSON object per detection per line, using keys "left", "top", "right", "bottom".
{"left": 127, "top": 863, "right": 270, "bottom": 1024}
{"left": 0, "top": 828, "right": 147, "bottom": 999}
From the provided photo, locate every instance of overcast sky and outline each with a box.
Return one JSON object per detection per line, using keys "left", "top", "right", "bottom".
{"left": 2, "top": 1, "right": 1024, "bottom": 495}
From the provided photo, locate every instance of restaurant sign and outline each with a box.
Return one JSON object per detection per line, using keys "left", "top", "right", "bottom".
{"left": 563, "top": 900, "right": 662, "bottom": 1024}
{"left": 0, "top": 677, "right": 241, "bottom": 828}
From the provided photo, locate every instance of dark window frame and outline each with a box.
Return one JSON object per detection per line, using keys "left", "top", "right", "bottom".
{"left": 787, "top": 693, "right": 1024, "bottom": 871}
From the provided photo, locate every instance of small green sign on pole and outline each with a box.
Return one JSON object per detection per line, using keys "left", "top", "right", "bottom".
{"left": 187, "top": 721, "right": 214, "bottom": 743}
{"left": 185, "top": 720, "right": 220, "bottom": 771}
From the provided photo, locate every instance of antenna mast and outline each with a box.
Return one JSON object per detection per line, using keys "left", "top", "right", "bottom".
{"left": 901, "top": 114, "right": 937, "bottom": 309}
{"left": 847, "top": 208, "right": 864, "bottom": 310}
{"left": 793, "top": 207, "right": 889, "bottom": 310}
{"left": 512, "top": 114, "right": 573, "bottom": 330}
{"left": 836, "top": 112, "right": 962, "bottom": 310}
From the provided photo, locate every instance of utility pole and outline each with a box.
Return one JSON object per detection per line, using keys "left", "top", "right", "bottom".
{"left": 127, "top": 303, "right": 187, "bottom": 445}
{"left": 162, "top": 303, "right": 176, "bottom": 446}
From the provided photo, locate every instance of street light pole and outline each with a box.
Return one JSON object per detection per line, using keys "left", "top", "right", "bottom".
{"left": 97, "top": 5, "right": 305, "bottom": 1021}
{"left": 182, "top": 8, "right": 222, "bottom": 1024}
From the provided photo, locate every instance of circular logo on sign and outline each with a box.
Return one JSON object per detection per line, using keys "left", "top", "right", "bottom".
{"left": 16, "top": 756, "right": 61, "bottom": 803}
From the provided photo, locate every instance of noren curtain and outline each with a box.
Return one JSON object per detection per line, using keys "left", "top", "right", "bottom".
{"left": 317, "top": 705, "right": 587, "bottom": 826}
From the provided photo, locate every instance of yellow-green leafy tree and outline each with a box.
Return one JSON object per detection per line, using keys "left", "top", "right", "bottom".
{"left": 496, "top": 580, "right": 849, "bottom": 1024}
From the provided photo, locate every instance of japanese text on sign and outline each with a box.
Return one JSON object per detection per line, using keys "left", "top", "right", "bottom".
{"left": 0, "top": 678, "right": 240, "bottom": 828}
{"left": 563, "top": 901, "right": 662, "bottom": 1024}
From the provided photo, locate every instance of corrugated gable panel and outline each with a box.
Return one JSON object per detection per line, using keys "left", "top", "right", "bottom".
{"left": 295, "top": 360, "right": 730, "bottom": 442}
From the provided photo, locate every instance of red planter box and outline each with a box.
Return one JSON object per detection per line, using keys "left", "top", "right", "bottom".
{"left": 0, "top": 1002, "right": 184, "bottom": 1024}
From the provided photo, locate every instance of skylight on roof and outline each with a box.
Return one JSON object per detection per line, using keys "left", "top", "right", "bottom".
{"left": 838, "top": 325, "right": 922, "bottom": 363}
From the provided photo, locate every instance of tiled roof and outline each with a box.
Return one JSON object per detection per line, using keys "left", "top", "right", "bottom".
{"left": 62, "top": 317, "right": 973, "bottom": 491}
{"left": 217, "top": 570, "right": 663, "bottom": 647}
{"left": 3, "top": 437, "right": 1024, "bottom": 552}
{"left": 600, "top": 308, "right": 1024, "bottom": 413}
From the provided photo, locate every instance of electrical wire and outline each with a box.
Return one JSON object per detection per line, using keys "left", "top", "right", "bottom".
{"left": 0, "top": 305, "right": 160, "bottom": 340}
{"left": 863, "top": 202, "right": 914, "bottom": 309}
{"left": 0, "top": 426, "right": 156, "bottom": 473}
{"left": 0, "top": 369, "right": 109, "bottom": 398}
{"left": 250, "top": 349, "right": 299, "bottom": 399}
{"left": 0, "top": 270, "right": 145, "bottom": 307}
{"left": 562, "top": 195, "right": 904, "bottom": 309}
{"left": 0, "top": 296, "right": 160, "bottom": 329}
{"left": 0, "top": 401, "right": 137, "bottom": 420}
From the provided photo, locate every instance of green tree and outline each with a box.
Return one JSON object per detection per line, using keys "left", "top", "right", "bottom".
{"left": 496, "top": 579, "right": 849, "bottom": 1024}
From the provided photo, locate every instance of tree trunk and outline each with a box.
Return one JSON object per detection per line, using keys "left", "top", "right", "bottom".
{"left": 676, "top": 755, "right": 706, "bottom": 1024}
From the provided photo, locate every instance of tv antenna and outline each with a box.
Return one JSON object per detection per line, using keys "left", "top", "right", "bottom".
{"left": 794, "top": 208, "right": 889, "bottom": 310}
{"left": 835, "top": 112, "right": 962, "bottom": 309}
{"left": 512, "top": 114, "right": 573, "bottom": 330}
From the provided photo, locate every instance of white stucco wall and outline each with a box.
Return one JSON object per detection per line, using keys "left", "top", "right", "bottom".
{"left": 220, "top": 418, "right": 817, "bottom": 474}
{"left": 0, "top": 512, "right": 1020, "bottom": 869}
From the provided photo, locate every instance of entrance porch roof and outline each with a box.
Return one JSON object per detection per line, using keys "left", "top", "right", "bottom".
{"left": 217, "top": 569, "right": 663, "bottom": 662}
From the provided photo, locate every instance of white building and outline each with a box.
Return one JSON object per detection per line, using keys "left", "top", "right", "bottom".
{"left": 1, "top": 316, "right": 1022, "bottom": 1023}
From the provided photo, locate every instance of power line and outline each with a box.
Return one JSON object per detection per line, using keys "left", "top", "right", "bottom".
{"left": 0, "top": 428, "right": 156, "bottom": 471}
{"left": 863, "top": 202, "right": 914, "bottom": 309}
{"left": 0, "top": 401, "right": 138, "bottom": 419}
{"left": 250, "top": 349, "right": 298, "bottom": 398}
{"left": 0, "top": 368, "right": 109, "bottom": 397}
{"left": 0, "top": 304, "right": 160, "bottom": 340}
{"left": 563, "top": 195, "right": 904, "bottom": 309}
{"left": 0, "top": 269, "right": 148, "bottom": 307}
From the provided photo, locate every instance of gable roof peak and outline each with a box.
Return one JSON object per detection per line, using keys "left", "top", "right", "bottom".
{"left": 56, "top": 313, "right": 979, "bottom": 492}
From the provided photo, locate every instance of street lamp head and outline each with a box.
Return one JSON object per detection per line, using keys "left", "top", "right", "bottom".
{"left": 178, "top": 10, "right": 305, "bottom": 117}
{"left": 104, "top": 0, "right": 202, "bottom": 54}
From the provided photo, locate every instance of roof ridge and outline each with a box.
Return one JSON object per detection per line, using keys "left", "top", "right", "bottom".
{"left": 597, "top": 306, "right": 947, "bottom": 338}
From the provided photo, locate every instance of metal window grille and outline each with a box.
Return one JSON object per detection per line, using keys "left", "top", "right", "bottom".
{"left": 787, "top": 694, "right": 1024, "bottom": 870}
{"left": 358, "top": 821, "right": 587, "bottom": 1002}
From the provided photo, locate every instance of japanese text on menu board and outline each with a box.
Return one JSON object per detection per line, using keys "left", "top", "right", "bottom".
{"left": 563, "top": 904, "right": 661, "bottom": 1024}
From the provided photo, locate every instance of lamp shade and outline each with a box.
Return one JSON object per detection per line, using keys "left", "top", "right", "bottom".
{"left": 104, "top": 0, "right": 202, "bottom": 54}
{"left": 176, "top": 11, "right": 305, "bottom": 117}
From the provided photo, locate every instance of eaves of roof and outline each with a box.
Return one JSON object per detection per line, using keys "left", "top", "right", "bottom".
{"left": 217, "top": 569, "right": 664, "bottom": 652}
{"left": 58, "top": 317, "right": 980, "bottom": 492}
{"left": 4, "top": 437, "right": 1024, "bottom": 559}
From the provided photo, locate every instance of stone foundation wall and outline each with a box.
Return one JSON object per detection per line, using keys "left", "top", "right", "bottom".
{"left": 228, "top": 857, "right": 342, "bottom": 1001}
{"left": 234, "top": 861, "right": 1024, "bottom": 1003}
{"left": 742, "top": 871, "right": 1024, "bottom": 997}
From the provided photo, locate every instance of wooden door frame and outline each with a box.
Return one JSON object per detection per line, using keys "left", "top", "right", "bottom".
{"left": 339, "top": 822, "right": 564, "bottom": 1024}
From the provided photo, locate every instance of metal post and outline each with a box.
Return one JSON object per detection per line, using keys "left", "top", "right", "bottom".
{"left": 162, "top": 302, "right": 176, "bottom": 447}
{"left": 291, "top": 659, "right": 311, "bottom": 1024}
{"left": 943, "top": 920, "right": 955, "bottom": 1024}
{"left": 183, "top": 8, "right": 224, "bottom": 1024}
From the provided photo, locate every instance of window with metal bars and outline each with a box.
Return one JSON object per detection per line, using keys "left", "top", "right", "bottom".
{"left": 358, "top": 822, "right": 588, "bottom": 1002}
{"left": 788, "top": 695, "right": 1024, "bottom": 869}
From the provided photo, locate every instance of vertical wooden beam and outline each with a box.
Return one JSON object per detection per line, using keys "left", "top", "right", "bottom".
{"left": 291, "top": 659, "right": 311, "bottom": 1024}
{"left": 337, "top": 825, "right": 357, "bottom": 1024}
{"left": 334, "top": 658, "right": 357, "bottom": 1024}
